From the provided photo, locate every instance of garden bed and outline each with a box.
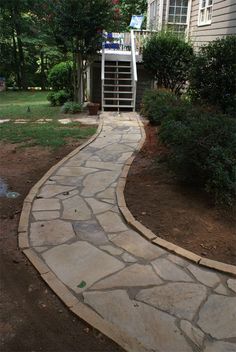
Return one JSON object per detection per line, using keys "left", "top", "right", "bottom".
{"left": 125, "top": 124, "right": 236, "bottom": 266}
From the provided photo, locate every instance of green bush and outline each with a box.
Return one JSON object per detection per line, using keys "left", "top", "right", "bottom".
{"left": 159, "top": 109, "right": 236, "bottom": 207}
{"left": 48, "top": 61, "right": 73, "bottom": 92}
{"left": 47, "top": 90, "right": 71, "bottom": 106}
{"left": 190, "top": 36, "right": 236, "bottom": 115}
{"left": 143, "top": 32, "right": 194, "bottom": 95}
{"left": 61, "top": 101, "right": 83, "bottom": 114}
{"left": 141, "top": 89, "right": 188, "bottom": 125}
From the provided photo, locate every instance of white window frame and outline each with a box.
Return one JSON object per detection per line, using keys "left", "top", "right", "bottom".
{"left": 166, "top": 0, "right": 190, "bottom": 36}
{"left": 198, "top": 0, "right": 213, "bottom": 26}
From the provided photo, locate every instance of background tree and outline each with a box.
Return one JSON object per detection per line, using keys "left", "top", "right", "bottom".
{"left": 51, "top": 0, "right": 114, "bottom": 103}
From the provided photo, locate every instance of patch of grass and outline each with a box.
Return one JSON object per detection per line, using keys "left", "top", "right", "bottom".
{"left": 0, "top": 91, "right": 61, "bottom": 121}
{"left": 0, "top": 121, "right": 96, "bottom": 149}
{"left": 0, "top": 91, "right": 48, "bottom": 105}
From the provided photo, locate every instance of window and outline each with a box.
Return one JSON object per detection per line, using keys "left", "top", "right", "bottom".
{"left": 150, "top": 0, "right": 159, "bottom": 29}
{"left": 167, "top": 0, "right": 189, "bottom": 35}
{"left": 198, "top": 0, "right": 213, "bottom": 25}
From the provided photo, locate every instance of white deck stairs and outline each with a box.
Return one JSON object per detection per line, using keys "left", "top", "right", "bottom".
{"left": 101, "top": 30, "right": 138, "bottom": 112}
{"left": 103, "top": 61, "right": 134, "bottom": 111}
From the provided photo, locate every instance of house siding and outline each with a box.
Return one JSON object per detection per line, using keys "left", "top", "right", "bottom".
{"left": 189, "top": 0, "right": 236, "bottom": 49}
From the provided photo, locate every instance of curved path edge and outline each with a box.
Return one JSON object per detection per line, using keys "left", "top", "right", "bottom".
{"left": 117, "top": 118, "right": 236, "bottom": 277}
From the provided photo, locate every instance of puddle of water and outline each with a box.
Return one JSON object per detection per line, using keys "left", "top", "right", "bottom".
{"left": 0, "top": 177, "right": 20, "bottom": 198}
{"left": 0, "top": 177, "right": 8, "bottom": 197}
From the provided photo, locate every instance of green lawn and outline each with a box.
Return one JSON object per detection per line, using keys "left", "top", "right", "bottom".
{"left": 0, "top": 91, "right": 96, "bottom": 149}
{"left": 0, "top": 91, "right": 61, "bottom": 121}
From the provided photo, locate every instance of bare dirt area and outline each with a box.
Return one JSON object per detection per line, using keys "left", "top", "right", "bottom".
{"left": 0, "top": 137, "right": 123, "bottom": 352}
{"left": 125, "top": 123, "right": 236, "bottom": 266}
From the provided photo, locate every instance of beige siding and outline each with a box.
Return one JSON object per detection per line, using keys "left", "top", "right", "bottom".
{"left": 189, "top": 0, "right": 236, "bottom": 48}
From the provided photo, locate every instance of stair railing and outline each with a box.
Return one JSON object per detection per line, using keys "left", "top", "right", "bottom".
{"left": 130, "top": 29, "right": 137, "bottom": 112}
{"left": 101, "top": 37, "right": 105, "bottom": 111}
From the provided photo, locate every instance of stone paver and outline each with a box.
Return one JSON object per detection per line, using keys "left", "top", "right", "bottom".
{"left": 42, "top": 242, "right": 125, "bottom": 293}
{"left": 198, "top": 295, "right": 236, "bottom": 339}
{"left": 136, "top": 283, "right": 207, "bottom": 320}
{"left": 151, "top": 258, "right": 193, "bottom": 282}
{"left": 25, "top": 112, "right": 236, "bottom": 352}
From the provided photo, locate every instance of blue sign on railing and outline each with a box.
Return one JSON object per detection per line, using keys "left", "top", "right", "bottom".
{"left": 129, "top": 15, "right": 144, "bottom": 29}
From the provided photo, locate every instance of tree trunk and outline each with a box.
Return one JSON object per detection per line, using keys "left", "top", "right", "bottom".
{"left": 40, "top": 51, "right": 46, "bottom": 90}
{"left": 75, "top": 51, "right": 83, "bottom": 104}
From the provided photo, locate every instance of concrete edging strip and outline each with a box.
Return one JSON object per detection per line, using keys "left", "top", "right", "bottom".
{"left": 116, "top": 116, "right": 236, "bottom": 277}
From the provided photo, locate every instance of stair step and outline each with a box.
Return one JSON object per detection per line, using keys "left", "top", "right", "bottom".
{"left": 104, "top": 97, "right": 133, "bottom": 101}
{"left": 103, "top": 104, "right": 134, "bottom": 108}
{"left": 105, "top": 65, "right": 131, "bottom": 68}
{"left": 105, "top": 71, "right": 131, "bottom": 75}
{"left": 104, "top": 78, "right": 132, "bottom": 81}
{"left": 103, "top": 84, "right": 133, "bottom": 87}
{"left": 104, "top": 91, "right": 133, "bottom": 94}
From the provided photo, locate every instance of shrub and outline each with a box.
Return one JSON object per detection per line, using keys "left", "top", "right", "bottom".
{"left": 190, "top": 36, "right": 236, "bottom": 115}
{"left": 48, "top": 61, "right": 73, "bottom": 92}
{"left": 159, "top": 109, "right": 236, "bottom": 207}
{"left": 61, "top": 101, "right": 83, "bottom": 114}
{"left": 143, "top": 32, "right": 194, "bottom": 95}
{"left": 47, "top": 90, "right": 71, "bottom": 106}
{"left": 141, "top": 89, "right": 189, "bottom": 125}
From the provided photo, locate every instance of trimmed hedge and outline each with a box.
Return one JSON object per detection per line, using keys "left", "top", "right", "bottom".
{"left": 47, "top": 90, "right": 71, "bottom": 106}
{"left": 61, "top": 101, "right": 83, "bottom": 114}
{"left": 48, "top": 61, "right": 73, "bottom": 93}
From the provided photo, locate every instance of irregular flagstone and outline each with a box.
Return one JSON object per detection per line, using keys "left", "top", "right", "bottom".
{"left": 99, "top": 245, "right": 124, "bottom": 256}
{"left": 96, "top": 212, "right": 127, "bottom": 233}
{"left": 34, "top": 246, "right": 48, "bottom": 253}
{"left": 62, "top": 195, "right": 91, "bottom": 221}
{"left": 30, "top": 220, "right": 75, "bottom": 246}
{"left": 117, "top": 152, "right": 133, "bottom": 163}
{"left": 227, "top": 279, "right": 236, "bottom": 293}
{"left": 203, "top": 341, "right": 236, "bottom": 352}
{"left": 180, "top": 320, "right": 204, "bottom": 349}
{"left": 121, "top": 252, "right": 137, "bottom": 263}
{"left": 85, "top": 198, "right": 113, "bottom": 214}
{"left": 91, "top": 263, "right": 163, "bottom": 290}
{"left": 56, "top": 166, "right": 97, "bottom": 177}
{"left": 136, "top": 283, "right": 207, "bottom": 320}
{"left": 42, "top": 242, "right": 124, "bottom": 293}
{"left": 151, "top": 258, "right": 193, "bottom": 282}
{"left": 33, "top": 211, "right": 60, "bottom": 221}
{"left": 32, "top": 198, "right": 61, "bottom": 211}
{"left": 83, "top": 290, "right": 192, "bottom": 352}
{"left": 37, "top": 185, "right": 75, "bottom": 198}
{"left": 82, "top": 171, "right": 118, "bottom": 197}
{"left": 50, "top": 176, "right": 84, "bottom": 186}
{"left": 73, "top": 220, "right": 109, "bottom": 245}
{"left": 85, "top": 161, "right": 122, "bottom": 171}
{"left": 96, "top": 187, "right": 115, "bottom": 199}
{"left": 214, "top": 283, "right": 229, "bottom": 295}
{"left": 198, "top": 294, "right": 236, "bottom": 339}
{"left": 187, "top": 264, "right": 220, "bottom": 287}
{"left": 57, "top": 189, "right": 79, "bottom": 199}
{"left": 167, "top": 254, "right": 189, "bottom": 267}
{"left": 96, "top": 144, "right": 133, "bottom": 162}
{"left": 111, "top": 230, "right": 166, "bottom": 260}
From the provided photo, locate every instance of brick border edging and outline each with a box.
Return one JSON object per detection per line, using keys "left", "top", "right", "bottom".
{"left": 17, "top": 115, "right": 149, "bottom": 352}
{"left": 116, "top": 116, "right": 236, "bottom": 277}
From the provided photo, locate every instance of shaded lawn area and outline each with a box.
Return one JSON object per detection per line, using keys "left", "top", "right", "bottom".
{"left": 0, "top": 91, "right": 97, "bottom": 149}
{"left": 0, "top": 91, "right": 60, "bottom": 121}
{"left": 0, "top": 122, "right": 96, "bottom": 149}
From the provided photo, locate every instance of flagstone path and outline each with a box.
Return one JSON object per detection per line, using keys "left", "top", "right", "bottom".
{"left": 24, "top": 112, "right": 236, "bottom": 352}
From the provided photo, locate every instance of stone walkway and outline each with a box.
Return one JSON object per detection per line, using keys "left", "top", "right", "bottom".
{"left": 23, "top": 112, "right": 236, "bottom": 352}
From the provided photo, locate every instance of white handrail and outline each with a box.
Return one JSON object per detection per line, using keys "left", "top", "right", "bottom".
{"left": 101, "top": 39, "right": 105, "bottom": 110}
{"left": 130, "top": 29, "right": 137, "bottom": 111}
{"left": 130, "top": 29, "right": 137, "bottom": 83}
